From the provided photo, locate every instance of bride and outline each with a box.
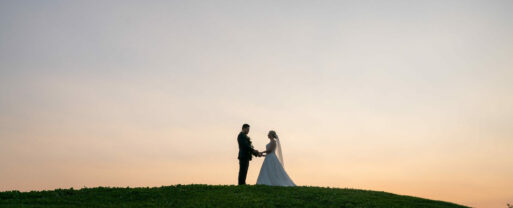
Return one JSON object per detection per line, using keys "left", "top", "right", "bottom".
{"left": 256, "top": 130, "right": 296, "bottom": 186}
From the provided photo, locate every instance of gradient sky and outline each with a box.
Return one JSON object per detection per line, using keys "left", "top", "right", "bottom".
{"left": 1, "top": 0, "right": 512, "bottom": 207}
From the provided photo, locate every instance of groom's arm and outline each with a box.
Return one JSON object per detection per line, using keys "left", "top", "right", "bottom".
{"left": 238, "top": 135, "right": 258, "bottom": 156}
{"left": 238, "top": 135, "right": 254, "bottom": 152}
{"left": 250, "top": 145, "right": 259, "bottom": 156}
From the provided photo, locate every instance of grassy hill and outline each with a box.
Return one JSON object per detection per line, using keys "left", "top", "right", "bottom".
{"left": 0, "top": 184, "right": 469, "bottom": 208}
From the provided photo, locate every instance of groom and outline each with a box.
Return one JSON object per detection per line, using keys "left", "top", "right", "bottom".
{"left": 237, "top": 123, "right": 261, "bottom": 185}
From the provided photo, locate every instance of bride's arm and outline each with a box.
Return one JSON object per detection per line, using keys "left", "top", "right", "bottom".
{"left": 263, "top": 140, "right": 276, "bottom": 154}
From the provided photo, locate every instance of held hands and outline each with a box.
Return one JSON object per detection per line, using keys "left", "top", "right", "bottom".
{"left": 253, "top": 150, "right": 265, "bottom": 157}
{"left": 257, "top": 151, "right": 266, "bottom": 157}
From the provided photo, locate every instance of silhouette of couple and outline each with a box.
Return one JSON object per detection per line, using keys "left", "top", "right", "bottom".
{"left": 237, "top": 123, "right": 295, "bottom": 186}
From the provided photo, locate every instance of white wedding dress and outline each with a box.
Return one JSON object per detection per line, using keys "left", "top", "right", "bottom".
{"left": 256, "top": 138, "right": 296, "bottom": 186}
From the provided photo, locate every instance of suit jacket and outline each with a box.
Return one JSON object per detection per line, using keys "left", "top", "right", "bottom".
{"left": 237, "top": 132, "right": 257, "bottom": 160}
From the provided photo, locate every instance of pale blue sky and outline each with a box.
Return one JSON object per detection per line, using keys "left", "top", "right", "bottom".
{"left": 1, "top": 1, "right": 512, "bottom": 207}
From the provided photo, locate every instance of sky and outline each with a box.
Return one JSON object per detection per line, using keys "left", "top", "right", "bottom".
{"left": 1, "top": 0, "right": 512, "bottom": 207}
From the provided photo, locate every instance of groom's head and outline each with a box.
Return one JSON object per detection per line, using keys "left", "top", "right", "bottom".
{"left": 242, "top": 123, "right": 250, "bottom": 134}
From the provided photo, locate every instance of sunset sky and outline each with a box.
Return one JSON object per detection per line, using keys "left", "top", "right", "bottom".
{"left": 1, "top": 0, "right": 512, "bottom": 207}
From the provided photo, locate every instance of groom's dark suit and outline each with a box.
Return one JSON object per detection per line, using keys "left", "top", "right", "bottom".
{"left": 237, "top": 132, "right": 258, "bottom": 185}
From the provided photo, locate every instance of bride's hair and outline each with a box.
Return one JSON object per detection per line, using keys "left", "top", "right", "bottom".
{"left": 269, "top": 130, "right": 279, "bottom": 139}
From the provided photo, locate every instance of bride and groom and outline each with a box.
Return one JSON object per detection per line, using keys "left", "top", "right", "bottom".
{"left": 237, "top": 123, "right": 296, "bottom": 186}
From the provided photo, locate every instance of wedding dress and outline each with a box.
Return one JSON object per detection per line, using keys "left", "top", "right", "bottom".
{"left": 256, "top": 138, "right": 296, "bottom": 186}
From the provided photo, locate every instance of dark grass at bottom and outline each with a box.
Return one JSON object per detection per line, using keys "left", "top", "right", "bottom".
{"left": 0, "top": 184, "right": 469, "bottom": 208}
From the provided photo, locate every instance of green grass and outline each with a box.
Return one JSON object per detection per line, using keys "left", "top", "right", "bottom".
{"left": 0, "top": 184, "right": 469, "bottom": 208}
